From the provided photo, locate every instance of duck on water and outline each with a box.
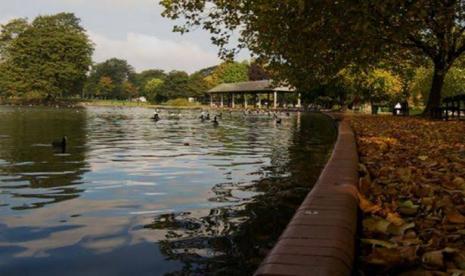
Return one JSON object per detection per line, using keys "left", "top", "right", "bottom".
{"left": 212, "top": 116, "right": 219, "bottom": 126}
{"left": 152, "top": 110, "right": 160, "bottom": 121}
{"left": 51, "top": 136, "right": 67, "bottom": 153}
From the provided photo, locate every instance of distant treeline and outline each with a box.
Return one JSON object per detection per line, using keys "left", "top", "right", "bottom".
{"left": 0, "top": 13, "right": 269, "bottom": 104}
{"left": 83, "top": 57, "right": 268, "bottom": 103}
{"left": 4, "top": 13, "right": 465, "bottom": 110}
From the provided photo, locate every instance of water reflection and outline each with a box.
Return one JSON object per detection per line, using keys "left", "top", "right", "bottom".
{"left": 0, "top": 107, "right": 88, "bottom": 211}
{"left": 144, "top": 114, "right": 337, "bottom": 275}
{"left": 0, "top": 106, "right": 335, "bottom": 275}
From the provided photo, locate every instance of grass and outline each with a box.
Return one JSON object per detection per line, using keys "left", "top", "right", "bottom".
{"left": 162, "top": 98, "right": 201, "bottom": 107}
{"left": 80, "top": 98, "right": 205, "bottom": 109}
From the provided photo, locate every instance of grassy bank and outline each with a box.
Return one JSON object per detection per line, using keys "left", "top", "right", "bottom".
{"left": 0, "top": 97, "right": 207, "bottom": 109}
{"left": 80, "top": 99, "right": 205, "bottom": 109}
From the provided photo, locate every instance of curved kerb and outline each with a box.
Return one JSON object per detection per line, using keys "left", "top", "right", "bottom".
{"left": 255, "top": 114, "right": 359, "bottom": 276}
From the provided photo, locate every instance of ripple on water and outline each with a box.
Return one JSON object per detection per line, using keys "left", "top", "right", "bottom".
{"left": 0, "top": 106, "right": 337, "bottom": 275}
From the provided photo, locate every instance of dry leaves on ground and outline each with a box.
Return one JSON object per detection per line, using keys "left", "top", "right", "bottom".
{"left": 350, "top": 115, "right": 465, "bottom": 275}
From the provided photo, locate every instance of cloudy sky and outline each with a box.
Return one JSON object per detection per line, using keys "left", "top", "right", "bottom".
{"left": 0, "top": 0, "right": 248, "bottom": 73}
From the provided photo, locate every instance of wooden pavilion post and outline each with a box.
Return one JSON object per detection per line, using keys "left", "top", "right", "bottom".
{"left": 273, "top": 91, "right": 278, "bottom": 109}
{"left": 244, "top": 93, "right": 248, "bottom": 108}
{"left": 220, "top": 93, "right": 224, "bottom": 108}
{"left": 231, "top": 93, "right": 235, "bottom": 108}
{"left": 210, "top": 94, "right": 213, "bottom": 107}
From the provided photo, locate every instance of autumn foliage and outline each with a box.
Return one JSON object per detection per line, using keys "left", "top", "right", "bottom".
{"left": 350, "top": 116, "right": 465, "bottom": 274}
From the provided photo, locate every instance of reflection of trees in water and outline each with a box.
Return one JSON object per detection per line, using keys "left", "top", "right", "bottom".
{"left": 147, "top": 113, "right": 337, "bottom": 275}
{"left": 0, "top": 107, "right": 88, "bottom": 210}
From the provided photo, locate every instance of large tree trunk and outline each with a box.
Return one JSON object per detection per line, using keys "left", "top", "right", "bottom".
{"left": 423, "top": 62, "right": 447, "bottom": 116}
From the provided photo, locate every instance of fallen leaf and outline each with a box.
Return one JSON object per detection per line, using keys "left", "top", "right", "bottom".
{"left": 363, "top": 217, "right": 390, "bottom": 234}
{"left": 422, "top": 250, "right": 444, "bottom": 269}
{"left": 388, "top": 222, "right": 415, "bottom": 236}
{"left": 398, "top": 200, "right": 419, "bottom": 216}
{"left": 397, "top": 167, "right": 412, "bottom": 183}
{"left": 358, "top": 192, "right": 382, "bottom": 213}
{"left": 386, "top": 212, "right": 405, "bottom": 226}
{"left": 453, "top": 177, "right": 465, "bottom": 190}
{"left": 361, "top": 238, "right": 397, "bottom": 248}
{"left": 447, "top": 210, "right": 465, "bottom": 224}
{"left": 418, "top": 155, "right": 429, "bottom": 161}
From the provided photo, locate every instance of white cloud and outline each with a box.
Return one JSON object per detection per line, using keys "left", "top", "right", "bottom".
{"left": 88, "top": 31, "right": 221, "bottom": 73}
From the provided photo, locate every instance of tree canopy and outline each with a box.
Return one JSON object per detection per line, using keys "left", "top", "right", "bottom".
{"left": 204, "top": 61, "right": 249, "bottom": 87}
{"left": 0, "top": 13, "right": 93, "bottom": 100}
{"left": 85, "top": 58, "right": 137, "bottom": 99}
{"left": 161, "top": 0, "right": 465, "bottom": 114}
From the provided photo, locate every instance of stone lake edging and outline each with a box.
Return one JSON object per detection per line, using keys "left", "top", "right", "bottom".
{"left": 255, "top": 113, "right": 359, "bottom": 276}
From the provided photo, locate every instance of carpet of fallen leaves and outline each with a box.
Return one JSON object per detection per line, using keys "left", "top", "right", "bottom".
{"left": 350, "top": 115, "right": 465, "bottom": 275}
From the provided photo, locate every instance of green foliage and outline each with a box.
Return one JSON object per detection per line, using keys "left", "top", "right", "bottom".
{"left": 155, "top": 70, "right": 190, "bottom": 102}
{"left": 0, "top": 18, "right": 29, "bottom": 61}
{"left": 96, "top": 76, "right": 114, "bottom": 99}
{"left": 161, "top": 1, "right": 465, "bottom": 113}
{"left": 122, "top": 81, "right": 138, "bottom": 99}
{"left": 248, "top": 61, "right": 269, "bottom": 81}
{"left": 411, "top": 66, "right": 465, "bottom": 105}
{"left": 133, "top": 69, "right": 166, "bottom": 95}
{"left": 144, "top": 78, "right": 164, "bottom": 102}
{"left": 186, "top": 72, "right": 210, "bottom": 99}
{"left": 341, "top": 68, "right": 402, "bottom": 107}
{"left": 0, "top": 13, "right": 93, "bottom": 100}
{"left": 85, "top": 58, "right": 137, "bottom": 99}
{"left": 204, "top": 61, "right": 249, "bottom": 87}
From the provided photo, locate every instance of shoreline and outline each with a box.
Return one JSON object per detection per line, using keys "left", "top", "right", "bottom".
{"left": 0, "top": 99, "right": 206, "bottom": 110}
{"left": 256, "top": 113, "right": 359, "bottom": 276}
{"left": 0, "top": 99, "right": 312, "bottom": 112}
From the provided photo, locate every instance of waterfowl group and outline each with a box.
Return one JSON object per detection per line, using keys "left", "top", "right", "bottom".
{"left": 147, "top": 108, "right": 291, "bottom": 127}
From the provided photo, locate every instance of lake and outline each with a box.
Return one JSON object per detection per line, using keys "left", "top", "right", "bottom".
{"left": 0, "top": 106, "right": 336, "bottom": 275}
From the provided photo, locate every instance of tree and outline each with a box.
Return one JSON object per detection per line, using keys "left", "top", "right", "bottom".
{"left": 186, "top": 72, "right": 210, "bottom": 100}
{"left": 0, "top": 18, "right": 29, "bottom": 61}
{"left": 347, "top": 68, "right": 402, "bottom": 113}
{"left": 0, "top": 13, "right": 93, "bottom": 99}
{"left": 411, "top": 65, "right": 465, "bottom": 106}
{"left": 134, "top": 69, "right": 166, "bottom": 95}
{"left": 122, "top": 81, "right": 138, "bottom": 99}
{"left": 156, "top": 70, "right": 190, "bottom": 101}
{"left": 161, "top": 1, "right": 465, "bottom": 115}
{"left": 96, "top": 76, "right": 114, "bottom": 99}
{"left": 248, "top": 61, "right": 270, "bottom": 81}
{"left": 85, "top": 58, "right": 136, "bottom": 99}
{"left": 144, "top": 78, "right": 164, "bottom": 102}
{"left": 204, "top": 61, "right": 249, "bottom": 87}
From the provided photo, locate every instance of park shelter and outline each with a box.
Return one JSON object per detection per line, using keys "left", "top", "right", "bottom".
{"left": 207, "top": 80, "right": 299, "bottom": 108}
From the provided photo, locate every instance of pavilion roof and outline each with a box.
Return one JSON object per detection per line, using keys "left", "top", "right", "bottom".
{"left": 208, "top": 80, "right": 294, "bottom": 93}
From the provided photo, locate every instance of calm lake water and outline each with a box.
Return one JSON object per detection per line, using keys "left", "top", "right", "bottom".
{"left": 0, "top": 106, "right": 336, "bottom": 276}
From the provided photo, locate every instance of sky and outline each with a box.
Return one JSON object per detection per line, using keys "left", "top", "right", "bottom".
{"left": 0, "top": 0, "right": 248, "bottom": 73}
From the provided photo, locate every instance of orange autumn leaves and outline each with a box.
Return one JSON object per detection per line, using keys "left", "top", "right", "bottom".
{"left": 350, "top": 116, "right": 465, "bottom": 274}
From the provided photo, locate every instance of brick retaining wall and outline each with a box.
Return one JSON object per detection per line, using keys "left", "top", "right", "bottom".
{"left": 255, "top": 115, "right": 359, "bottom": 276}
